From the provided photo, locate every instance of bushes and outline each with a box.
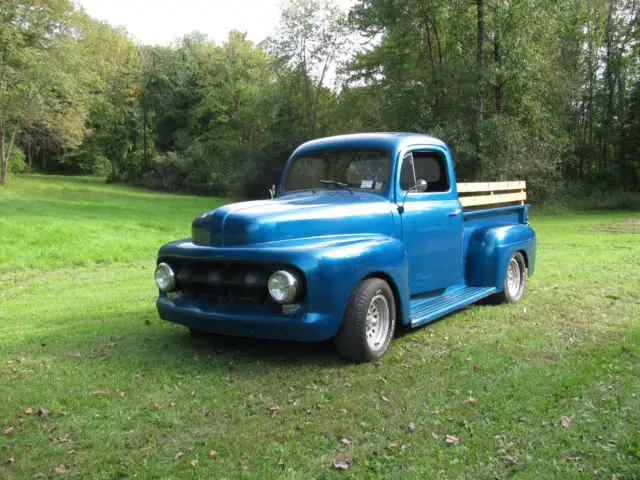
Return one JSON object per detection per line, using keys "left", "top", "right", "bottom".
{"left": 8, "top": 147, "right": 28, "bottom": 173}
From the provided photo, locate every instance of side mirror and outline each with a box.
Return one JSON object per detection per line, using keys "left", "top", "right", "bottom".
{"left": 268, "top": 184, "right": 276, "bottom": 199}
{"left": 411, "top": 179, "right": 428, "bottom": 193}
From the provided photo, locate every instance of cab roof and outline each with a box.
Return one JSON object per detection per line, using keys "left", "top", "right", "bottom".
{"left": 292, "top": 132, "right": 447, "bottom": 157}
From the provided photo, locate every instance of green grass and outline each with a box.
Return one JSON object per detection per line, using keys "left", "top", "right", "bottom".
{"left": 1, "top": 174, "right": 639, "bottom": 479}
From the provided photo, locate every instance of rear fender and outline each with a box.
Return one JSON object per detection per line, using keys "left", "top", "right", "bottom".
{"left": 466, "top": 224, "right": 536, "bottom": 290}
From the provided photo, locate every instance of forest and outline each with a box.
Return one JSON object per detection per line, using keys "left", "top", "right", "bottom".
{"left": 1, "top": 0, "right": 639, "bottom": 202}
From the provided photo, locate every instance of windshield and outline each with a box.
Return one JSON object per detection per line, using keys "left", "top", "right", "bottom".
{"left": 283, "top": 149, "right": 391, "bottom": 193}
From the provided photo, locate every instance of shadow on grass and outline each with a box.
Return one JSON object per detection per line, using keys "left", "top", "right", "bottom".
{"left": 173, "top": 328, "right": 342, "bottom": 368}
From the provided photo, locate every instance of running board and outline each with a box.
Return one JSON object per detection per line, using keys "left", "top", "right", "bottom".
{"left": 410, "top": 286, "right": 497, "bottom": 327}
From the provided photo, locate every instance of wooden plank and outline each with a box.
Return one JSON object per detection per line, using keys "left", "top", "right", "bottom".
{"left": 459, "top": 191, "right": 527, "bottom": 207}
{"left": 457, "top": 181, "right": 526, "bottom": 193}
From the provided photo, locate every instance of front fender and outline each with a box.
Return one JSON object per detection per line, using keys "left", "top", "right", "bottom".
{"left": 305, "top": 236, "right": 410, "bottom": 335}
{"left": 466, "top": 224, "right": 536, "bottom": 290}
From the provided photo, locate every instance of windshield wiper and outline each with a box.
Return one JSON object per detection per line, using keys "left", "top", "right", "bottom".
{"left": 320, "top": 179, "right": 353, "bottom": 193}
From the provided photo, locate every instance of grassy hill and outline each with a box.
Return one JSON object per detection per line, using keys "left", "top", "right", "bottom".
{"left": 1, "top": 175, "right": 639, "bottom": 479}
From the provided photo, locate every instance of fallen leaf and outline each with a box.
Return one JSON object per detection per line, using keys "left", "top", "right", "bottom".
{"left": 24, "top": 408, "right": 33, "bottom": 415}
{"left": 7, "top": 457, "right": 15, "bottom": 464}
{"left": 340, "top": 438, "right": 352, "bottom": 446}
{"left": 50, "top": 436, "right": 72, "bottom": 444}
{"left": 188, "top": 447, "right": 194, "bottom": 453}
{"left": 169, "top": 402, "right": 176, "bottom": 407}
{"left": 338, "top": 408, "right": 347, "bottom": 413}
{"left": 268, "top": 407, "right": 280, "bottom": 416}
{"left": 202, "top": 408, "right": 211, "bottom": 417}
{"left": 561, "top": 416, "right": 573, "bottom": 428}
{"left": 472, "top": 364, "right": 481, "bottom": 370}
{"left": 107, "top": 343, "right": 117, "bottom": 348}
{"left": 208, "top": 450, "right": 217, "bottom": 457}
{"left": 174, "top": 452, "right": 183, "bottom": 462}
{"left": 381, "top": 395, "right": 391, "bottom": 403}
{"left": 4, "top": 427, "right": 14, "bottom": 435}
{"left": 38, "top": 408, "right": 49, "bottom": 420}
{"left": 407, "top": 422, "right": 416, "bottom": 433}
{"left": 388, "top": 442, "right": 400, "bottom": 448}
{"left": 53, "top": 463, "right": 69, "bottom": 473}
{"left": 153, "top": 403, "right": 160, "bottom": 411}
{"left": 190, "top": 391, "right": 196, "bottom": 397}
{"left": 445, "top": 435, "right": 460, "bottom": 445}
{"left": 48, "top": 425, "right": 57, "bottom": 433}
{"left": 344, "top": 383, "right": 352, "bottom": 388}
{"left": 190, "top": 460, "right": 198, "bottom": 468}
{"left": 333, "top": 460, "right": 349, "bottom": 470}
{"left": 401, "top": 444, "right": 408, "bottom": 453}
{"left": 464, "top": 396, "right": 478, "bottom": 404}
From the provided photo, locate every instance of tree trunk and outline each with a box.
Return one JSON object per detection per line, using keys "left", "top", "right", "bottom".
{"left": 1, "top": 122, "right": 17, "bottom": 185}
{"left": 1, "top": 121, "right": 6, "bottom": 185}
{"left": 27, "top": 137, "right": 33, "bottom": 169}
{"left": 494, "top": 29, "right": 504, "bottom": 114}
{"left": 475, "top": 0, "right": 485, "bottom": 159}
{"left": 602, "top": 0, "right": 616, "bottom": 176}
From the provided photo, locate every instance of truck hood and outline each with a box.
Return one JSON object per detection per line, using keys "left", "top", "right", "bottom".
{"left": 191, "top": 191, "right": 395, "bottom": 247}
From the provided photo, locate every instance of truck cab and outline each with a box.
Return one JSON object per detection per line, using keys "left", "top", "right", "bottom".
{"left": 154, "top": 133, "right": 536, "bottom": 361}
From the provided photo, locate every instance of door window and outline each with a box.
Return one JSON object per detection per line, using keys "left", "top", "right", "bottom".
{"left": 400, "top": 151, "right": 450, "bottom": 192}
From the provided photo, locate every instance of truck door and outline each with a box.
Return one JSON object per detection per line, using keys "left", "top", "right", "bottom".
{"left": 399, "top": 149, "right": 463, "bottom": 296}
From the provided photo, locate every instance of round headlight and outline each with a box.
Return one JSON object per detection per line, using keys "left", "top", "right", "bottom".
{"left": 155, "top": 262, "right": 176, "bottom": 292}
{"left": 268, "top": 270, "right": 298, "bottom": 304}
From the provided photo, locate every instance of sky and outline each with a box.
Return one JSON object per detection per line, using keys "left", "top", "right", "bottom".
{"left": 77, "top": 0, "right": 356, "bottom": 46}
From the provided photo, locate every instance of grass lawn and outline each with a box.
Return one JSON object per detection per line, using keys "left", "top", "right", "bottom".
{"left": 1, "top": 174, "right": 639, "bottom": 479}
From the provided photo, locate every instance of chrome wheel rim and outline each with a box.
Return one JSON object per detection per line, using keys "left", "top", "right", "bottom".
{"left": 365, "top": 294, "right": 390, "bottom": 351}
{"left": 507, "top": 258, "right": 521, "bottom": 297}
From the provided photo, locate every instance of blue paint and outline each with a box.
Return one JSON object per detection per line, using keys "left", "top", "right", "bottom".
{"left": 156, "top": 133, "right": 536, "bottom": 343}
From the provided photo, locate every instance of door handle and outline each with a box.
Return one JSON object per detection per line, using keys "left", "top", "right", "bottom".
{"left": 448, "top": 208, "right": 462, "bottom": 217}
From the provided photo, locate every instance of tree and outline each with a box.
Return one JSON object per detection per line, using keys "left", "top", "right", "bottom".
{"left": 0, "top": 0, "right": 96, "bottom": 183}
{"left": 272, "top": 0, "right": 350, "bottom": 137}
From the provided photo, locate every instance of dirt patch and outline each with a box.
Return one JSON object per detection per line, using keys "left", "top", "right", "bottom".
{"left": 583, "top": 219, "right": 640, "bottom": 234}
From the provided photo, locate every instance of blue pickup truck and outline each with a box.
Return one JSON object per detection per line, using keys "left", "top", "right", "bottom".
{"left": 154, "top": 133, "right": 536, "bottom": 361}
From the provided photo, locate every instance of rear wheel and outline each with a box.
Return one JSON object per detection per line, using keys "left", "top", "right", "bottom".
{"left": 494, "top": 252, "right": 526, "bottom": 303}
{"left": 335, "top": 278, "right": 396, "bottom": 362}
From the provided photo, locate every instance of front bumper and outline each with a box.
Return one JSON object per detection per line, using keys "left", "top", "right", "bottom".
{"left": 157, "top": 295, "right": 338, "bottom": 342}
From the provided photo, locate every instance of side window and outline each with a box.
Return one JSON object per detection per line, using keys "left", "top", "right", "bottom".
{"left": 412, "top": 151, "right": 450, "bottom": 192}
{"left": 400, "top": 154, "right": 415, "bottom": 191}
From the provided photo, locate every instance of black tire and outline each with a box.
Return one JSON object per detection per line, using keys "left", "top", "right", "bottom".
{"left": 335, "top": 278, "right": 396, "bottom": 362}
{"left": 493, "top": 252, "right": 526, "bottom": 304}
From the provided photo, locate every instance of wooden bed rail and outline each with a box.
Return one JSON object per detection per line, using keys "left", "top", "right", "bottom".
{"left": 457, "top": 181, "right": 527, "bottom": 208}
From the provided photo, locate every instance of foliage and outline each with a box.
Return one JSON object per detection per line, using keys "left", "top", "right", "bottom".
{"left": 7, "top": 146, "right": 27, "bottom": 173}
{"left": 1, "top": 0, "right": 639, "bottom": 198}
{"left": 0, "top": 176, "right": 638, "bottom": 478}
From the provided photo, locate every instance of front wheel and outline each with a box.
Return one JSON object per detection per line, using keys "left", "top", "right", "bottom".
{"left": 335, "top": 278, "right": 396, "bottom": 362}
{"left": 494, "top": 252, "right": 527, "bottom": 303}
